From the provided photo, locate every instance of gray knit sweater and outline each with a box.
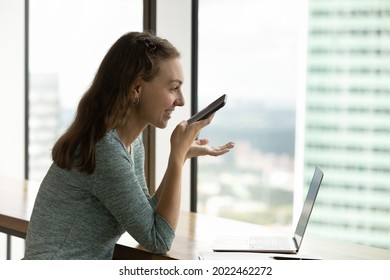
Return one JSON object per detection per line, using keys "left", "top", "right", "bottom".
{"left": 24, "top": 129, "right": 175, "bottom": 259}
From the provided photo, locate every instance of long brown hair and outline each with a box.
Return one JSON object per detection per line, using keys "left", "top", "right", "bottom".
{"left": 52, "top": 32, "right": 180, "bottom": 174}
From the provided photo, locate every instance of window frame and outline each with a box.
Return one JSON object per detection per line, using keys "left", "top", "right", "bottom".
{"left": 24, "top": 0, "right": 157, "bottom": 187}
{"left": 190, "top": 0, "right": 199, "bottom": 212}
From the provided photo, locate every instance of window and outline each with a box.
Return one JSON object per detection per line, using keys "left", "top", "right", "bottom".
{"left": 196, "top": 0, "right": 305, "bottom": 229}
{"left": 28, "top": 0, "right": 143, "bottom": 181}
{"left": 304, "top": 0, "right": 390, "bottom": 249}
{"left": 24, "top": 0, "right": 390, "bottom": 252}
{"left": 196, "top": 0, "right": 390, "bottom": 249}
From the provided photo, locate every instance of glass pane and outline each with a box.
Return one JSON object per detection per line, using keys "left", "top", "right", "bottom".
{"left": 304, "top": 0, "right": 390, "bottom": 249}
{"left": 29, "top": 0, "right": 143, "bottom": 181}
{"left": 197, "top": 0, "right": 304, "bottom": 229}
{"left": 198, "top": 0, "right": 390, "bottom": 249}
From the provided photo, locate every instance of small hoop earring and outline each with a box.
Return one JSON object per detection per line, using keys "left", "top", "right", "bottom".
{"left": 133, "top": 95, "right": 140, "bottom": 106}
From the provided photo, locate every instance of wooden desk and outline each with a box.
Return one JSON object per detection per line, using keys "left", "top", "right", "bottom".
{"left": 1, "top": 177, "right": 390, "bottom": 260}
{"left": 114, "top": 211, "right": 390, "bottom": 260}
{"left": 0, "top": 177, "right": 39, "bottom": 239}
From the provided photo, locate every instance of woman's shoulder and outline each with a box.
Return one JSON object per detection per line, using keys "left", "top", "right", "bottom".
{"left": 95, "top": 130, "right": 129, "bottom": 163}
{"left": 97, "top": 129, "right": 121, "bottom": 150}
{"left": 95, "top": 129, "right": 144, "bottom": 164}
{"left": 91, "top": 131, "right": 132, "bottom": 180}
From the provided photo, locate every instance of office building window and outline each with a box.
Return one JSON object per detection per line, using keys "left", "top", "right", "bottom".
{"left": 28, "top": 0, "right": 142, "bottom": 181}
{"left": 196, "top": 0, "right": 305, "bottom": 229}
{"left": 304, "top": 0, "right": 390, "bottom": 249}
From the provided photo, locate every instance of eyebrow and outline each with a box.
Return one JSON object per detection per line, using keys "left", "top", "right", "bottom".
{"left": 169, "top": 79, "right": 183, "bottom": 85}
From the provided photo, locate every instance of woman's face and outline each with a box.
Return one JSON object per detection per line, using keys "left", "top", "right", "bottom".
{"left": 138, "top": 58, "right": 185, "bottom": 128}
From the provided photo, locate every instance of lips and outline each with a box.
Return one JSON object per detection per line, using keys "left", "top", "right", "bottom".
{"left": 164, "top": 109, "right": 174, "bottom": 118}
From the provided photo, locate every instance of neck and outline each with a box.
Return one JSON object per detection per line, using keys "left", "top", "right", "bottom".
{"left": 115, "top": 118, "right": 147, "bottom": 151}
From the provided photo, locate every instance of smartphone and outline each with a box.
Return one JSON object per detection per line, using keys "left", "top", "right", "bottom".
{"left": 187, "top": 94, "right": 227, "bottom": 124}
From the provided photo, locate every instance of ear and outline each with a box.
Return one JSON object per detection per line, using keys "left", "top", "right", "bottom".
{"left": 129, "top": 76, "right": 143, "bottom": 106}
{"left": 130, "top": 76, "right": 143, "bottom": 95}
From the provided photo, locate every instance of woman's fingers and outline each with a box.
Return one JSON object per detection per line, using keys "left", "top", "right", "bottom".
{"left": 205, "top": 142, "right": 235, "bottom": 156}
{"left": 187, "top": 141, "right": 235, "bottom": 158}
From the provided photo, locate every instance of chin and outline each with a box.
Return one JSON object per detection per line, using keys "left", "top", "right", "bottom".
{"left": 153, "top": 121, "right": 169, "bottom": 129}
{"left": 159, "top": 123, "right": 169, "bottom": 129}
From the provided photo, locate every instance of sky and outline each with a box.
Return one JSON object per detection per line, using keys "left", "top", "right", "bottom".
{"left": 30, "top": 0, "right": 306, "bottom": 110}
{"left": 198, "top": 0, "right": 307, "bottom": 109}
{"left": 29, "top": 0, "right": 143, "bottom": 108}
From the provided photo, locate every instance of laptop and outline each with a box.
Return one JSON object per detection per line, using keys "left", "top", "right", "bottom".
{"left": 213, "top": 166, "right": 324, "bottom": 254}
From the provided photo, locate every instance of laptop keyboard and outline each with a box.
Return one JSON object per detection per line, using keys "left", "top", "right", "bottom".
{"left": 249, "top": 236, "right": 292, "bottom": 249}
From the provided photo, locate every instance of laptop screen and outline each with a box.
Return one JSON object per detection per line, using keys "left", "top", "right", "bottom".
{"left": 294, "top": 167, "right": 324, "bottom": 249}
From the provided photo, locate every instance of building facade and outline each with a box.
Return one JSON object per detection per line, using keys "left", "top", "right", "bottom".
{"left": 304, "top": 0, "right": 390, "bottom": 248}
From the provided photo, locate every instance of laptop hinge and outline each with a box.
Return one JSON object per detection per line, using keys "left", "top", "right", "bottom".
{"left": 292, "top": 237, "right": 299, "bottom": 252}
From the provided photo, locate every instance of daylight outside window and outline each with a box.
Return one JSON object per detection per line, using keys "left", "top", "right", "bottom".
{"left": 196, "top": 0, "right": 305, "bottom": 229}
{"left": 28, "top": 0, "right": 143, "bottom": 181}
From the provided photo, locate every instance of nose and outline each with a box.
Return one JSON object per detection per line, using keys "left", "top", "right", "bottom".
{"left": 174, "top": 91, "right": 185, "bottom": 107}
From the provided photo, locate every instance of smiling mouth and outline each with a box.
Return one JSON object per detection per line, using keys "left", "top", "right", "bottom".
{"left": 164, "top": 109, "right": 174, "bottom": 118}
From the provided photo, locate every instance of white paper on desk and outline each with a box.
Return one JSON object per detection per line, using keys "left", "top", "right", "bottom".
{"left": 198, "top": 252, "right": 322, "bottom": 260}
{"left": 198, "top": 252, "right": 274, "bottom": 260}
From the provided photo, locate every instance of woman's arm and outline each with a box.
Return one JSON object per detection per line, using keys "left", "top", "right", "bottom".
{"left": 154, "top": 116, "right": 234, "bottom": 230}
{"left": 154, "top": 140, "right": 234, "bottom": 203}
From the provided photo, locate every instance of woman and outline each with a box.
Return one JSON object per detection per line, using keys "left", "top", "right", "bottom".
{"left": 24, "top": 32, "right": 234, "bottom": 259}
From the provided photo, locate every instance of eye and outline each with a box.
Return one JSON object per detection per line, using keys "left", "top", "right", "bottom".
{"left": 169, "top": 81, "right": 182, "bottom": 93}
{"left": 171, "top": 85, "right": 180, "bottom": 92}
